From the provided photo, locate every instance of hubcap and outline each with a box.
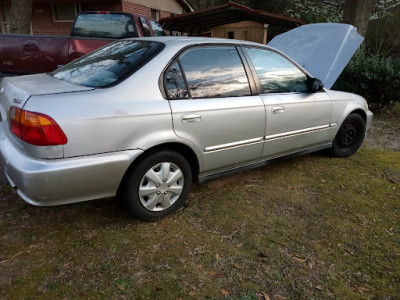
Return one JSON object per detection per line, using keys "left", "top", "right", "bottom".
{"left": 337, "top": 122, "right": 357, "bottom": 148}
{"left": 138, "top": 162, "right": 184, "bottom": 212}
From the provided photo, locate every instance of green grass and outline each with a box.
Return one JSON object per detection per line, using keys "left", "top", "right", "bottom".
{"left": 0, "top": 146, "right": 399, "bottom": 299}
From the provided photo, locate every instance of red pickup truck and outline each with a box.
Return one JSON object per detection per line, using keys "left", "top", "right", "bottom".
{"left": 0, "top": 11, "right": 165, "bottom": 75}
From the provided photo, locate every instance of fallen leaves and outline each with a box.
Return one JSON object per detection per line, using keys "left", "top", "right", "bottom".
{"left": 291, "top": 256, "right": 314, "bottom": 269}
{"left": 357, "top": 286, "right": 370, "bottom": 293}
{"left": 221, "top": 289, "right": 230, "bottom": 297}
{"left": 261, "top": 292, "right": 271, "bottom": 300}
{"left": 292, "top": 256, "right": 306, "bottom": 263}
{"left": 63, "top": 261, "right": 73, "bottom": 268}
{"left": 209, "top": 271, "right": 224, "bottom": 278}
{"left": 308, "top": 261, "right": 314, "bottom": 269}
{"left": 315, "top": 285, "right": 323, "bottom": 291}
{"left": 384, "top": 265, "right": 392, "bottom": 271}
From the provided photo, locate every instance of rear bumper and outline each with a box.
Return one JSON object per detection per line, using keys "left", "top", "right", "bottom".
{"left": 0, "top": 123, "right": 143, "bottom": 206}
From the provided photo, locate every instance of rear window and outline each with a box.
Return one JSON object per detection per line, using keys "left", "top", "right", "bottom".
{"left": 71, "top": 13, "right": 138, "bottom": 39}
{"left": 52, "top": 41, "right": 164, "bottom": 88}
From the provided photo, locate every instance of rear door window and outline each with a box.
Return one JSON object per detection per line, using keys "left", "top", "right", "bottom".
{"left": 165, "top": 46, "right": 251, "bottom": 99}
{"left": 72, "top": 13, "right": 138, "bottom": 39}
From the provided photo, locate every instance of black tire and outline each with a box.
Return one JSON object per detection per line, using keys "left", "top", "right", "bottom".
{"left": 331, "top": 113, "right": 366, "bottom": 158}
{"left": 123, "top": 150, "right": 192, "bottom": 221}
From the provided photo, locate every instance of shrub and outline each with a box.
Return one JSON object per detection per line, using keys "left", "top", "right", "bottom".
{"left": 333, "top": 51, "right": 400, "bottom": 109}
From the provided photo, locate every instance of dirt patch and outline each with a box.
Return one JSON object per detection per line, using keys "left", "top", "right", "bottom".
{"left": 366, "top": 109, "right": 400, "bottom": 151}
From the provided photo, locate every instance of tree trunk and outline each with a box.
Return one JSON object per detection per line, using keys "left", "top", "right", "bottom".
{"left": 343, "top": 0, "right": 374, "bottom": 37}
{"left": 9, "top": 0, "right": 33, "bottom": 34}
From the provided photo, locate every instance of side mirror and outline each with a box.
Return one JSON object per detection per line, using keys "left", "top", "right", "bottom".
{"left": 307, "top": 77, "right": 324, "bottom": 92}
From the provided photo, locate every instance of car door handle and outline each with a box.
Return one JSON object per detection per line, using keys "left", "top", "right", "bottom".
{"left": 272, "top": 106, "right": 285, "bottom": 114}
{"left": 181, "top": 114, "right": 201, "bottom": 123}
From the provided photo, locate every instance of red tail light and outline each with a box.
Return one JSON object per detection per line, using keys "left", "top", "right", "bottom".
{"left": 9, "top": 106, "right": 67, "bottom": 146}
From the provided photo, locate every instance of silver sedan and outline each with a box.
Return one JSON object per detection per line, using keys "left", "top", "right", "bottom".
{"left": 0, "top": 26, "right": 372, "bottom": 220}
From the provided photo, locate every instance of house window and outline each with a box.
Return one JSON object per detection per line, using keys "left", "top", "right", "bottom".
{"left": 151, "top": 9, "right": 160, "bottom": 21}
{"left": 0, "top": 4, "right": 10, "bottom": 33}
{"left": 52, "top": 3, "right": 80, "bottom": 22}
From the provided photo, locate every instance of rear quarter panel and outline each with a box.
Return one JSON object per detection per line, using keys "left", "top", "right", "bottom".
{"left": 22, "top": 49, "right": 200, "bottom": 162}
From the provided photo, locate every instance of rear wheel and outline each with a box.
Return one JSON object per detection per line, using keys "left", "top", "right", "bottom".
{"left": 331, "top": 113, "right": 366, "bottom": 158}
{"left": 123, "top": 150, "right": 192, "bottom": 221}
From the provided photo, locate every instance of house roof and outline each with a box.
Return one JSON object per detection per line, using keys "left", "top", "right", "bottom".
{"left": 160, "top": 1, "right": 305, "bottom": 34}
{"left": 177, "top": 0, "right": 194, "bottom": 12}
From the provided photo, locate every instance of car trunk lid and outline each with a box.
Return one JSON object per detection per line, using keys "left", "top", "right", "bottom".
{"left": 0, "top": 73, "right": 93, "bottom": 114}
{"left": 268, "top": 23, "right": 363, "bottom": 90}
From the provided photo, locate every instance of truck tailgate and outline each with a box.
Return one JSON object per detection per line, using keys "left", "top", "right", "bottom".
{"left": 0, "top": 35, "right": 70, "bottom": 74}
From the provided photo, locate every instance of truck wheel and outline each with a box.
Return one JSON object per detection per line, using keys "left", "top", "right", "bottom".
{"left": 331, "top": 113, "right": 366, "bottom": 158}
{"left": 123, "top": 150, "right": 192, "bottom": 221}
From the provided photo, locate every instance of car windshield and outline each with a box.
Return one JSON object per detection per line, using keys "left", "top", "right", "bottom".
{"left": 52, "top": 40, "right": 164, "bottom": 87}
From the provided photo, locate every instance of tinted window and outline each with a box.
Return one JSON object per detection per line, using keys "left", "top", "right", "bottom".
{"left": 52, "top": 41, "right": 164, "bottom": 87}
{"left": 139, "top": 17, "right": 151, "bottom": 37}
{"left": 243, "top": 47, "right": 309, "bottom": 94}
{"left": 72, "top": 13, "right": 138, "bottom": 39}
{"left": 178, "top": 47, "right": 251, "bottom": 98}
{"left": 150, "top": 19, "right": 166, "bottom": 36}
{"left": 165, "top": 61, "right": 188, "bottom": 99}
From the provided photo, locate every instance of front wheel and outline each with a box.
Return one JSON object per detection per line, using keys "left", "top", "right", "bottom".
{"left": 330, "top": 113, "right": 366, "bottom": 158}
{"left": 122, "top": 150, "right": 192, "bottom": 221}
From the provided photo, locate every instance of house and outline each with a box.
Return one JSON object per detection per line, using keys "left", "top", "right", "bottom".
{"left": 0, "top": 0, "right": 193, "bottom": 35}
{"left": 160, "top": 2, "right": 304, "bottom": 44}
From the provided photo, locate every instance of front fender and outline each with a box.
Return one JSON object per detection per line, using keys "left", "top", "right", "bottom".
{"left": 326, "top": 90, "right": 372, "bottom": 140}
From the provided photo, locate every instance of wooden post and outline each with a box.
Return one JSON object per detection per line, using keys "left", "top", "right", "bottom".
{"left": 263, "top": 24, "right": 268, "bottom": 44}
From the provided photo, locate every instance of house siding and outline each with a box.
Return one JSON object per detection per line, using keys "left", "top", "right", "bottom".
{"left": 121, "top": 1, "right": 151, "bottom": 17}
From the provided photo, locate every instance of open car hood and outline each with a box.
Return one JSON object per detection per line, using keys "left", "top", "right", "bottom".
{"left": 268, "top": 23, "right": 363, "bottom": 89}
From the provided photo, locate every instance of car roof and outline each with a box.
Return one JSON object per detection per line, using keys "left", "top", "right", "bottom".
{"left": 125, "top": 36, "right": 265, "bottom": 48}
{"left": 123, "top": 36, "right": 309, "bottom": 78}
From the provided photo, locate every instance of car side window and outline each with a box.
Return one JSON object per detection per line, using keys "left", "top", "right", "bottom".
{"left": 165, "top": 61, "right": 189, "bottom": 99}
{"left": 243, "top": 47, "right": 309, "bottom": 94}
{"left": 175, "top": 46, "right": 251, "bottom": 99}
{"left": 139, "top": 17, "right": 151, "bottom": 37}
{"left": 149, "top": 19, "right": 166, "bottom": 36}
